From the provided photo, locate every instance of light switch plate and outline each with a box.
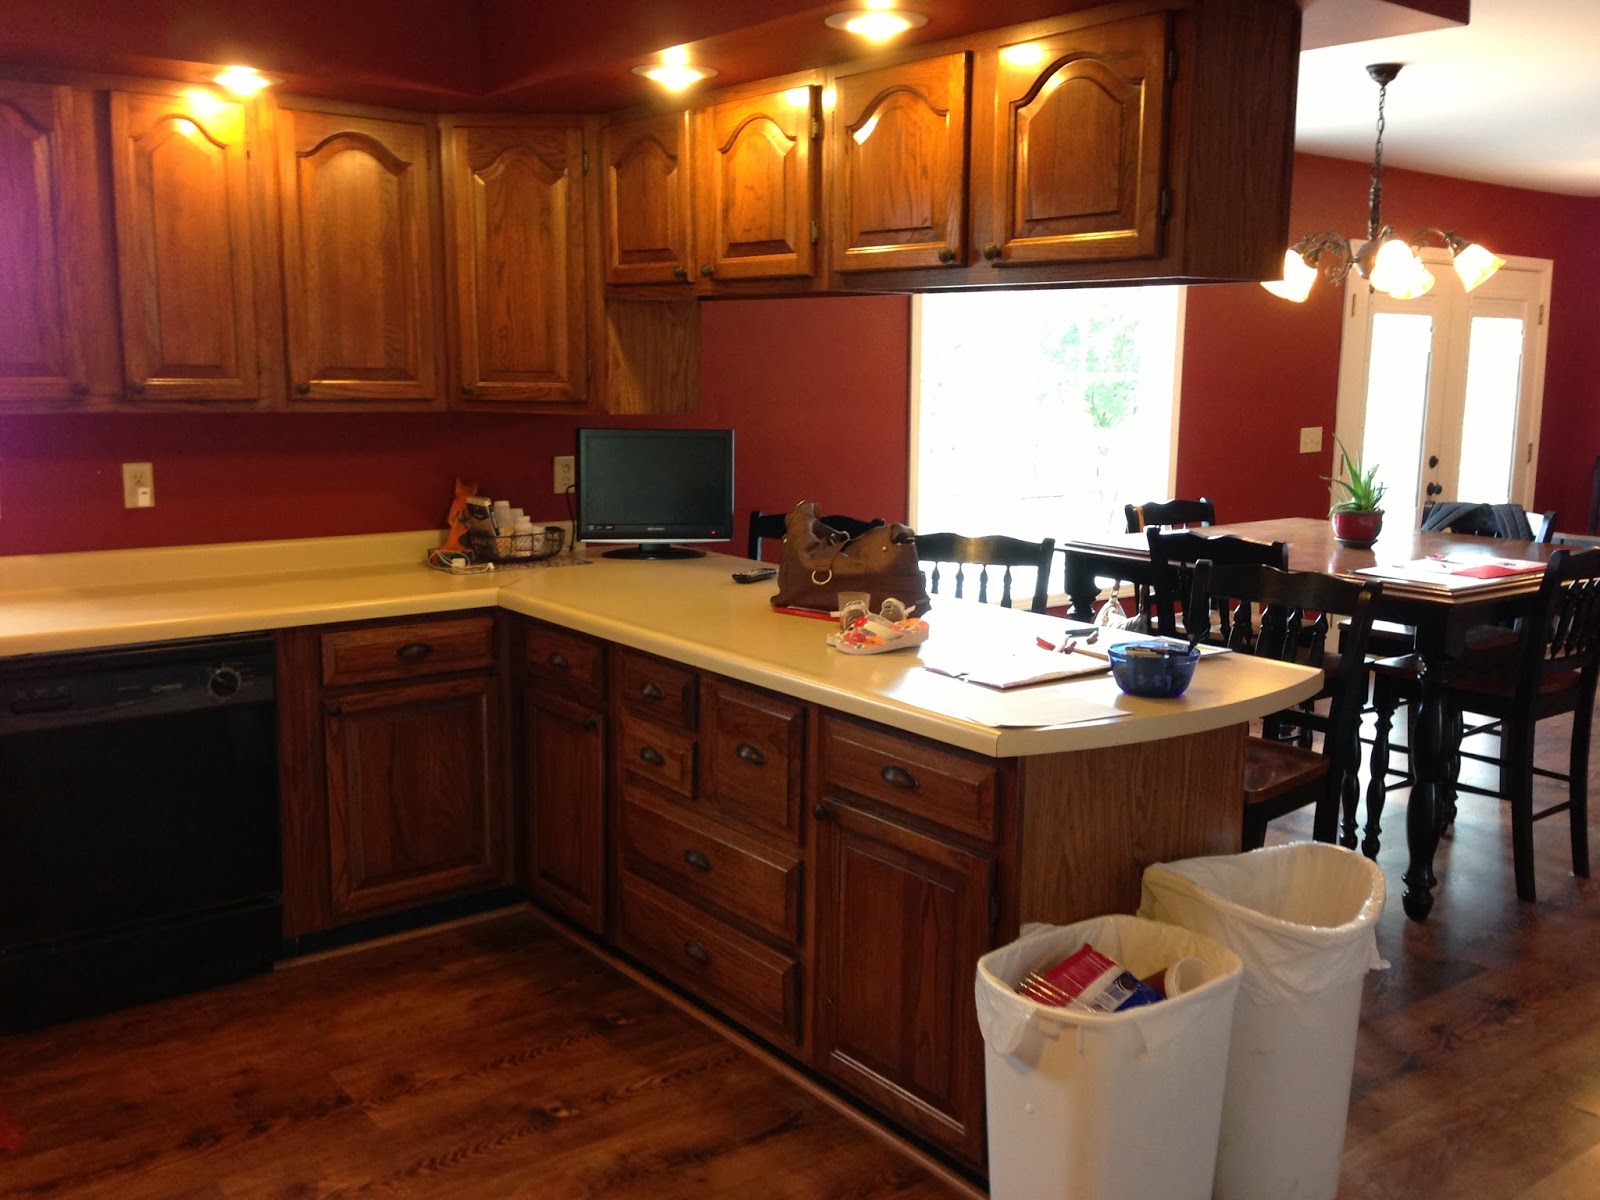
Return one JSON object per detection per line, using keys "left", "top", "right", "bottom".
{"left": 553, "top": 455, "right": 575, "bottom": 493}
{"left": 1299, "top": 426, "right": 1323, "bottom": 454}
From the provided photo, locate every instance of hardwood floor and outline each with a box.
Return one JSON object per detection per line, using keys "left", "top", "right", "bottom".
{"left": 1, "top": 709, "right": 1596, "bottom": 1199}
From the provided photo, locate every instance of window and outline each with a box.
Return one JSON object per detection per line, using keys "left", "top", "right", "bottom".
{"left": 911, "top": 287, "right": 1185, "bottom": 598}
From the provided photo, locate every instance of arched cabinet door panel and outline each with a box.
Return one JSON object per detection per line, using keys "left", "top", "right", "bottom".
{"left": 987, "top": 13, "right": 1169, "bottom": 267}
{"left": 829, "top": 53, "right": 969, "bottom": 274}
{"left": 279, "top": 106, "right": 443, "bottom": 405}
{"left": 602, "top": 111, "right": 694, "bottom": 286}
{"left": 111, "top": 89, "right": 261, "bottom": 403}
{"left": 443, "top": 119, "right": 588, "bottom": 406}
{"left": 698, "top": 84, "right": 817, "bottom": 281}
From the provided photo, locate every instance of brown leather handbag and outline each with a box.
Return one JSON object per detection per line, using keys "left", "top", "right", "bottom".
{"left": 770, "top": 502, "right": 930, "bottom": 614}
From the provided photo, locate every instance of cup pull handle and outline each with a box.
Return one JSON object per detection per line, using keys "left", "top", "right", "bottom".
{"left": 395, "top": 642, "right": 434, "bottom": 661}
{"left": 880, "top": 764, "right": 917, "bottom": 790}
{"left": 684, "top": 848, "right": 712, "bottom": 872}
{"left": 547, "top": 651, "right": 570, "bottom": 671}
{"left": 639, "top": 745, "right": 666, "bottom": 767}
{"left": 735, "top": 742, "right": 766, "bottom": 766}
{"left": 683, "top": 939, "right": 711, "bottom": 965}
{"left": 641, "top": 681, "right": 665, "bottom": 702}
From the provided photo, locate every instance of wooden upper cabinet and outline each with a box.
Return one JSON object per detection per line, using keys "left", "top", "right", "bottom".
{"left": 602, "top": 111, "right": 693, "bottom": 286}
{"left": 442, "top": 119, "right": 588, "bottom": 406}
{"left": 110, "top": 89, "right": 260, "bottom": 403}
{"left": 278, "top": 106, "right": 443, "bottom": 404}
{"left": 696, "top": 84, "right": 817, "bottom": 282}
{"left": 984, "top": 13, "right": 1170, "bottom": 267}
{"left": 0, "top": 82, "right": 105, "bottom": 407}
{"left": 829, "top": 54, "right": 969, "bottom": 274}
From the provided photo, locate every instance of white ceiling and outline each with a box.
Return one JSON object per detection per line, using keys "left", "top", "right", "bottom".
{"left": 1295, "top": 0, "right": 1600, "bottom": 197}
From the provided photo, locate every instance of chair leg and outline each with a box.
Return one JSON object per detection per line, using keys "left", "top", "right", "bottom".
{"left": 1504, "top": 722, "right": 1537, "bottom": 902}
{"left": 1362, "top": 681, "right": 1398, "bottom": 858}
{"left": 1571, "top": 700, "right": 1593, "bottom": 880}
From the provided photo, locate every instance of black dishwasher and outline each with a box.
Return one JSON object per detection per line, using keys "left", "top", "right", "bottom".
{"left": 0, "top": 633, "right": 281, "bottom": 1032}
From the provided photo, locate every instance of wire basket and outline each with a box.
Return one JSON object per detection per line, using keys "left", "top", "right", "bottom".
{"left": 467, "top": 526, "right": 565, "bottom": 566}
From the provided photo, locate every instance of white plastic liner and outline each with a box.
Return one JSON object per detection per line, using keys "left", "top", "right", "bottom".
{"left": 1138, "top": 843, "right": 1387, "bottom": 1200}
{"left": 976, "top": 914, "right": 1243, "bottom": 1200}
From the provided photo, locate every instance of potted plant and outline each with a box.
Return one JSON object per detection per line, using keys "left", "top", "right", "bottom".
{"left": 1326, "top": 439, "right": 1386, "bottom": 548}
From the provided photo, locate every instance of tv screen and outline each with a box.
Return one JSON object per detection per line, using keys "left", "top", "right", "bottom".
{"left": 575, "top": 428, "right": 735, "bottom": 559}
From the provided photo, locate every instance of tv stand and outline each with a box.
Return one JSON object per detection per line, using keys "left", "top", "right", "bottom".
{"left": 600, "top": 544, "right": 705, "bottom": 560}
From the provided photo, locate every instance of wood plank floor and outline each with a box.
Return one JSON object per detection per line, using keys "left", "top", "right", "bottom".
{"left": 1, "top": 709, "right": 1596, "bottom": 1199}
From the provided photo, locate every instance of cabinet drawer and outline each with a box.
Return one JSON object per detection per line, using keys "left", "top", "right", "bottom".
{"left": 618, "top": 872, "right": 800, "bottom": 1047}
{"left": 523, "top": 622, "right": 605, "bottom": 698}
{"left": 321, "top": 615, "right": 495, "bottom": 687}
{"left": 615, "top": 649, "right": 697, "bottom": 730}
{"left": 703, "top": 679, "right": 805, "bottom": 843}
{"left": 620, "top": 790, "right": 801, "bottom": 944}
{"left": 618, "top": 714, "right": 696, "bottom": 797}
{"left": 820, "top": 715, "right": 998, "bottom": 841}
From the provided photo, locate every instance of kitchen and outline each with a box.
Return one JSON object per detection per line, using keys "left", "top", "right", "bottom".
{"left": 3, "top": 0, "right": 1600, "bottom": 1196}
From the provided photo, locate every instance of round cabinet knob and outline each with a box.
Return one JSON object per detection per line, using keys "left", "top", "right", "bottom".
{"left": 700, "top": 264, "right": 716, "bottom": 279}
{"left": 582, "top": 717, "right": 598, "bottom": 732}
{"left": 982, "top": 243, "right": 1002, "bottom": 263}
{"left": 672, "top": 266, "right": 689, "bottom": 281}
{"left": 295, "top": 382, "right": 311, "bottom": 395}
{"left": 812, "top": 803, "right": 829, "bottom": 820}
{"left": 326, "top": 703, "right": 343, "bottom": 717}
{"left": 207, "top": 667, "right": 242, "bottom": 698}
{"left": 937, "top": 247, "right": 957, "bottom": 264}
{"left": 548, "top": 652, "right": 570, "bottom": 671}
{"left": 460, "top": 384, "right": 475, "bottom": 397}
{"left": 70, "top": 382, "right": 90, "bottom": 397}
{"left": 129, "top": 381, "right": 146, "bottom": 396}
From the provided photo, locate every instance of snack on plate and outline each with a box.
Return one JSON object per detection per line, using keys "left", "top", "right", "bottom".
{"left": 827, "top": 613, "right": 930, "bottom": 655}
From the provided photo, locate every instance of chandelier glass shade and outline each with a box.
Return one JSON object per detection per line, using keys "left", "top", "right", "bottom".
{"left": 1262, "top": 63, "right": 1505, "bottom": 303}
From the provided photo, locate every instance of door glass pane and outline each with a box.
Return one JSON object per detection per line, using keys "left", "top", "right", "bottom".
{"left": 1455, "top": 315, "right": 1525, "bottom": 502}
{"left": 1360, "top": 313, "right": 1433, "bottom": 520}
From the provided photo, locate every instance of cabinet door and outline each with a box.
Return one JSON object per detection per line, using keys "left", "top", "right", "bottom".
{"left": 829, "top": 54, "right": 969, "bottom": 274}
{"left": 279, "top": 107, "right": 442, "bottom": 404}
{"left": 813, "top": 797, "right": 992, "bottom": 1166}
{"left": 601, "top": 111, "right": 693, "bottom": 286}
{"left": 110, "top": 89, "right": 260, "bottom": 403}
{"left": 697, "top": 85, "right": 816, "bottom": 282}
{"left": 443, "top": 120, "right": 588, "bottom": 406}
{"left": 0, "top": 82, "right": 103, "bottom": 407}
{"left": 325, "top": 674, "right": 505, "bottom": 918}
{"left": 985, "top": 13, "right": 1169, "bottom": 266}
{"left": 524, "top": 689, "right": 607, "bottom": 934}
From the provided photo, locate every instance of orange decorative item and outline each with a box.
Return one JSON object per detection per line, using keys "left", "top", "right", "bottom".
{"left": 438, "top": 478, "right": 478, "bottom": 556}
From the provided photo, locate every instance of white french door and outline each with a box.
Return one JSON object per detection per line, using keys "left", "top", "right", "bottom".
{"left": 1333, "top": 254, "right": 1552, "bottom": 531}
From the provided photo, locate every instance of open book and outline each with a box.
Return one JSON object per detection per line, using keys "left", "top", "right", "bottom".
{"left": 921, "top": 643, "right": 1112, "bottom": 689}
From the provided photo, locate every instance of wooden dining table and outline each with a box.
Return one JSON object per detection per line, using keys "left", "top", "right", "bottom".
{"left": 1060, "top": 516, "right": 1563, "bottom": 921}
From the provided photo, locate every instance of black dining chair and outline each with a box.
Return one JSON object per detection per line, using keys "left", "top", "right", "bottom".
{"left": 1420, "top": 500, "right": 1556, "bottom": 543}
{"left": 1187, "top": 559, "right": 1382, "bottom": 849}
{"left": 1124, "top": 496, "right": 1216, "bottom": 535}
{"left": 1144, "top": 527, "right": 1288, "bottom": 643}
{"left": 1366, "top": 547, "right": 1600, "bottom": 901}
{"left": 746, "top": 509, "right": 883, "bottom": 561}
{"left": 914, "top": 532, "right": 1056, "bottom": 613}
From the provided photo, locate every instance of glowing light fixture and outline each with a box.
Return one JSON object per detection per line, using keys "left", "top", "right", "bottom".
{"left": 1262, "top": 64, "right": 1504, "bottom": 303}
{"left": 824, "top": 4, "right": 928, "bottom": 42}
{"left": 632, "top": 45, "right": 717, "bottom": 91}
{"left": 213, "top": 65, "right": 271, "bottom": 96}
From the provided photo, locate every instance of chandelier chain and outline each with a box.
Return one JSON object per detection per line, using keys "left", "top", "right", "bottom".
{"left": 1367, "top": 76, "right": 1388, "bottom": 241}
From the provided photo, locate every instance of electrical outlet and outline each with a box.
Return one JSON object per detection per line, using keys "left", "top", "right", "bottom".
{"left": 553, "top": 455, "right": 575, "bottom": 493}
{"left": 122, "top": 462, "right": 155, "bottom": 508}
{"left": 1299, "top": 426, "right": 1323, "bottom": 454}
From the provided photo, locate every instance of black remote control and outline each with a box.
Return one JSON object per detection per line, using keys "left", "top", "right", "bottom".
{"left": 731, "top": 567, "right": 778, "bottom": 584}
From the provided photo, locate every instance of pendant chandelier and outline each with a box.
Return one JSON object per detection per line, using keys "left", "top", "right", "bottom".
{"left": 1262, "top": 63, "right": 1505, "bottom": 303}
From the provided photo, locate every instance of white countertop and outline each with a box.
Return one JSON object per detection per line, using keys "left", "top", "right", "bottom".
{"left": 0, "top": 532, "right": 1322, "bottom": 757}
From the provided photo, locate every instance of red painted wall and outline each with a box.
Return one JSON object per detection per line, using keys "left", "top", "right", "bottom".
{"left": 0, "top": 296, "right": 909, "bottom": 558}
{"left": 1179, "top": 154, "right": 1600, "bottom": 529}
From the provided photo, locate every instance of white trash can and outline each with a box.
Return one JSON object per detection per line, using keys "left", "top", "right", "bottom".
{"left": 975, "top": 913, "right": 1243, "bottom": 1200}
{"left": 1138, "top": 843, "right": 1386, "bottom": 1200}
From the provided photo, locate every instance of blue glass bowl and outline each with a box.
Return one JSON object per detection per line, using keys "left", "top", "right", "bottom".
{"left": 1106, "top": 642, "right": 1200, "bottom": 698}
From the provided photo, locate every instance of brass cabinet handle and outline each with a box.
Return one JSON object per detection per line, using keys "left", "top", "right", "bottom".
{"left": 937, "top": 247, "right": 956, "bottom": 264}
{"left": 672, "top": 266, "right": 689, "bottom": 281}
{"left": 735, "top": 742, "right": 766, "bottom": 767}
{"left": 700, "top": 263, "right": 716, "bottom": 278}
{"left": 395, "top": 642, "right": 433, "bottom": 660}
{"left": 982, "top": 243, "right": 1001, "bottom": 263}
{"left": 295, "top": 382, "right": 311, "bottom": 395}
{"left": 683, "top": 939, "right": 711, "bottom": 964}
{"left": 639, "top": 745, "right": 666, "bottom": 767}
{"left": 547, "top": 651, "right": 570, "bottom": 671}
{"left": 880, "top": 764, "right": 917, "bottom": 790}
{"left": 683, "top": 848, "right": 712, "bottom": 872}
{"left": 640, "top": 681, "right": 665, "bottom": 701}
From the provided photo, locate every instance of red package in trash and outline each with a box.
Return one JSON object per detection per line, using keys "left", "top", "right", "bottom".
{"left": 1020, "top": 943, "right": 1163, "bottom": 1012}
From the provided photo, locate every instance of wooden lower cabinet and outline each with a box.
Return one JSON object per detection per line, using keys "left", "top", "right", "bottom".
{"left": 523, "top": 690, "right": 607, "bottom": 933}
{"left": 325, "top": 672, "right": 505, "bottom": 919}
{"left": 811, "top": 793, "right": 994, "bottom": 1167}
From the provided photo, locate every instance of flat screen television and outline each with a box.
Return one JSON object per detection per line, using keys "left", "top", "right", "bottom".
{"left": 575, "top": 427, "right": 735, "bottom": 559}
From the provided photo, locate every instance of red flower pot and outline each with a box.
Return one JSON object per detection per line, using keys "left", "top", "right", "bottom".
{"left": 1331, "top": 509, "right": 1384, "bottom": 549}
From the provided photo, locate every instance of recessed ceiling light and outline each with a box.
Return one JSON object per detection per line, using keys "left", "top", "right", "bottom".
{"left": 824, "top": 8, "right": 928, "bottom": 42}
{"left": 633, "top": 45, "right": 718, "bottom": 92}
{"left": 212, "top": 65, "right": 272, "bottom": 96}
